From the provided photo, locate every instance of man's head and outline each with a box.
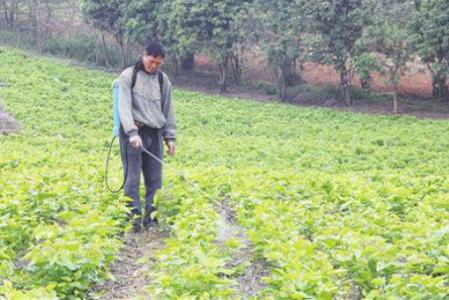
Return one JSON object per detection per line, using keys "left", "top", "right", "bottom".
{"left": 142, "top": 41, "right": 166, "bottom": 74}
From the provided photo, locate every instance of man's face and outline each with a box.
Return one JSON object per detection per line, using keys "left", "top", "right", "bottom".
{"left": 142, "top": 53, "right": 164, "bottom": 74}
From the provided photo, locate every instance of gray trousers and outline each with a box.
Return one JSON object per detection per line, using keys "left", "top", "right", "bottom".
{"left": 119, "top": 124, "right": 163, "bottom": 221}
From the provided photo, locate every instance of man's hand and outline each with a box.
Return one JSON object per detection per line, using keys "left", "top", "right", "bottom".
{"left": 129, "top": 135, "right": 142, "bottom": 149}
{"left": 165, "top": 140, "right": 176, "bottom": 156}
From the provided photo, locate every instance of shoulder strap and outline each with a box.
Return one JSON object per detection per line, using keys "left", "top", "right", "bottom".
{"left": 131, "top": 66, "right": 139, "bottom": 92}
{"left": 158, "top": 70, "right": 164, "bottom": 97}
{"left": 130, "top": 65, "right": 139, "bottom": 106}
{"left": 158, "top": 70, "right": 164, "bottom": 110}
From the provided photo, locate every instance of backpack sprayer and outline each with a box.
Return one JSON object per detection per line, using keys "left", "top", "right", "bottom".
{"left": 104, "top": 79, "right": 127, "bottom": 193}
{"left": 104, "top": 75, "right": 224, "bottom": 209}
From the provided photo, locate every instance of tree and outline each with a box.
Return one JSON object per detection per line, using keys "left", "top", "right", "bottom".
{"left": 25, "top": 0, "right": 39, "bottom": 44}
{"left": 0, "top": 0, "right": 19, "bottom": 29}
{"left": 122, "top": 0, "right": 196, "bottom": 74}
{"left": 251, "top": 0, "right": 306, "bottom": 101}
{"left": 352, "top": 52, "right": 382, "bottom": 94}
{"left": 363, "top": 0, "right": 414, "bottom": 113}
{"left": 80, "top": 0, "right": 129, "bottom": 67}
{"left": 1, "top": 0, "right": 64, "bottom": 46}
{"left": 410, "top": 0, "right": 449, "bottom": 101}
{"left": 161, "top": 0, "right": 253, "bottom": 93}
{"left": 304, "top": 0, "right": 370, "bottom": 105}
{"left": 122, "top": 0, "right": 160, "bottom": 43}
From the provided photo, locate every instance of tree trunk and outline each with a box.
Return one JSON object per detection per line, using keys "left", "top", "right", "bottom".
{"left": 360, "top": 75, "right": 372, "bottom": 94}
{"left": 390, "top": 64, "right": 400, "bottom": 114}
{"left": 40, "top": 0, "right": 53, "bottom": 47}
{"left": 230, "top": 52, "right": 243, "bottom": 85}
{"left": 171, "top": 54, "right": 180, "bottom": 80}
{"left": 116, "top": 36, "right": 127, "bottom": 69}
{"left": 431, "top": 71, "right": 448, "bottom": 102}
{"left": 0, "top": 0, "right": 6, "bottom": 29}
{"left": 100, "top": 31, "right": 110, "bottom": 67}
{"left": 219, "top": 54, "right": 229, "bottom": 93}
{"left": 393, "top": 85, "right": 399, "bottom": 114}
{"left": 126, "top": 38, "right": 132, "bottom": 66}
{"left": 281, "top": 57, "right": 300, "bottom": 87}
{"left": 280, "top": 73, "right": 287, "bottom": 101}
{"left": 5, "top": 0, "right": 18, "bottom": 28}
{"left": 277, "top": 67, "right": 287, "bottom": 101}
{"left": 12, "top": 0, "right": 18, "bottom": 28}
{"left": 28, "top": 0, "right": 39, "bottom": 45}
{"left": 4, "top": 0, "right": 10, "bottom": 28}
{"left": 274, "top": 56, "right": 301, "bottom": 101}
{"left": 339, "top": 67, "right": 352, "bottom": 106}
{"left": 180, "top": 52, "right": 195, "bottom": 72}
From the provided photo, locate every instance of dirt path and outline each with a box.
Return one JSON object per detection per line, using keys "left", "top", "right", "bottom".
{"left": 0, "top": 82, "right": 21, "bottom": 135}
{"left": 214, "top": 197, "right": 270, "bottom": 298}
{"left": 93, "top": 196, "right": 269, "bottom": 300}
{"left": 90, "top": 228, "right": 168, "bottom": 300}
{"left": 0, "top": 107, "right": 20, "bottom": 135}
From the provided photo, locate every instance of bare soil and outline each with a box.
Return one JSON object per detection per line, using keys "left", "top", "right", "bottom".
{"left": 90, "top": 228, "right": 168, "bottom": 300}
{"left": 0, "top": 107, "right": 21, "bottom": 135}
{"left": 0, "top": 81, "right": 21, "bottom": 135}
{"left": 214, "top": 197, "right": 270, "bottom": 298}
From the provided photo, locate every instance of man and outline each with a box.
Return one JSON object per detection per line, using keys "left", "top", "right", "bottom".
{"left": 118, "top": 41, "right": 176, "bottom": 232}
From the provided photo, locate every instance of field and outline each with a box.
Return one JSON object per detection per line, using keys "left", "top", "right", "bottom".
{"left": 1, "top": 47, "right": 449, "bottom": 299}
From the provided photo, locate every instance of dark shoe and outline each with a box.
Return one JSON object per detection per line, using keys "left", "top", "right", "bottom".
{"left": 127, "top": 210, "right": 143, "bottom": 233}
{"left": 143, "top": 205, "right": 158, "bottom": 228}
{"left": 143, "top": 216, "right": 158, "bottom": 229}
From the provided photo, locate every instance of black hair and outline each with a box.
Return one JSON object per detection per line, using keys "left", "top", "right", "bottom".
{"left": 144, "top": 40, "right": 167, "bottom": 58}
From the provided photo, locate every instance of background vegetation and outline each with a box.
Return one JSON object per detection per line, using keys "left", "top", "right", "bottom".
{"left": 0, "top": 0, "right": 448, "bottom": 112}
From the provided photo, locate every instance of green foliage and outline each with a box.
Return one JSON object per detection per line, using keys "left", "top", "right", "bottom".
{"left": 353, "top": 53, "right": 382, "bottom": 83}
{"left": 409, "top": 0, "right": 449, "bottom": 101}
{"left": 79, "top": 0, "right": 125, "bottom": 37}
{"left": 41, "top": 34, "right": 97, "bottom": 63}
{"left": 0, "top": 48, "right": 129, "bottom": 298}
{"left": 304, "top": 0, "right": 368, "bottom": 64}
{"left": 79, "top": 0, "right": 129, "bottom": 66}
{"left": 0, "top": 30, "right": 28, "bottom": 46}
{"left": 2, "top": 46, "right": 449, "bottom": 298}
{"left": 2, "top": 0, "right": 449, "bottom": 105}
{"left": 361, "top": 0, "right": 415, "bottom": 111}
{"left": 304, "top": 0, "right": 371, "bottom": 104}
{"left": 122, "top": 0, "right": 160, "bottom": 43}
{"left": 250, "top": 0, "right": 306, "bottom": 99}
{"left": 157, "top": 0, "right": 253, "bottom": 91}
{"left": 0, "top": 281, "right": 58, "bottom": 300}
{"left": 147, "top": 68, "right": 449, "bottom": 297}
{"left": 253, "top": 80, "right": 278, "bottom": 96}
{"left": 148, "top": 170, "right": 240, "bottom": 298}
